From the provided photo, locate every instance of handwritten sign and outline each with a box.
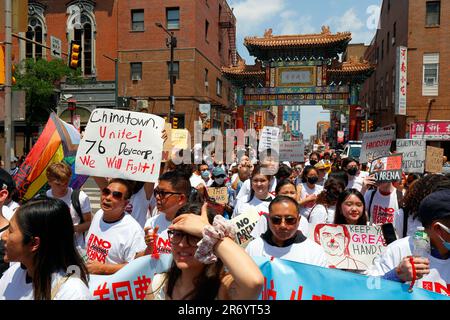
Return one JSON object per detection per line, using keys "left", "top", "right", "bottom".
{"left": 369, "top": 154, "right": 403, "bottom": 182}
{"left": 171, "top": 129, "right": 189, "bottom": 150}
{"left": 259, "top": 126, "right": 280, "bottom": 152}
{"left": 396, "top": 139, "right": 426, "bottom": 173}
{"left": 161, "top": 123, "right": 172, "bottom": 162}
{"left": 75, "top": 109, "right": 164, "bottom": 183}
{"left": 425, "top": 146, "right": 444, "bottom": 173}
{"left": 231, "top": 208, "right": 261, "bottom": 247}
{"left": 207, "top": 187, "right": 229, "bottom": 204}
{"left": 309, "top": 223, "right": 387, "bottom": 271}
{"left": 279, "top": 141, "right": 305, "bottom": 162}
{"left": 360, "top": 129, "right": 395, "bottom": 163}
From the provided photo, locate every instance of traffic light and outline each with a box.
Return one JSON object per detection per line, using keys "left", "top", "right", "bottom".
{"left": 368, "top": 120, "right": 374, "bottom": 132}
{"left": 172, "top": 117, "right": 178, "bottom": 129}
{"left": 360, "top": 120, "right": 366, "bottom": 132}
{"left": 68, "top": 41, "right": 82, "bottom": 70}
{"left": 11, "top": 64, "right": 16, "bottom": 85}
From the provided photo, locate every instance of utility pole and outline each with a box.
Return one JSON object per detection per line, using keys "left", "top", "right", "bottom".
{"left": 4, "top": 0, "right": 12, "bottom": 171}
{"left": 103, "top": 54, "right": 118, "bottom": 108}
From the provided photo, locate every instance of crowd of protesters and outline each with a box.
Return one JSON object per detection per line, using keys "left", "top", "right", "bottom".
{"left": 0, "top": 145, "right": 448, "bottom": 300}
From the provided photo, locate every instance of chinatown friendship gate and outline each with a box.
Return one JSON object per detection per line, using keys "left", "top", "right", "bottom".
{"left": 222, "top": 26, "right": 374, "bottom": 147}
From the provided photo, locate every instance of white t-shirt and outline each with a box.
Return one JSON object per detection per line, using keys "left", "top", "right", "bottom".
{"left": 6, "top": 201, "right": 19, "bottom": 212}
{"left": 346, "top": 176, "right": 364, "bottom": 192}
{"left": 231, "top": 173, "right": 239, "bottom": 184}
{"left": 245, "top": 236, "right": 328, "bottom": 267}
{"left": 144, "top": 212, "right": 172, "bottom": 255}
{"left": 85, "top": 209, "right": 146, "bottom": 265}
{"left": 232, "top": 196, "right": 272, "bottom": 218}
{"left": 298, "top": 183, "right": 323, "bottom": 218}
{"left": 46, "top": 187, "right": 91, "bottom": 248}
{"left": 190, "top": 174, "right": 206, "bottom": 189}
{"left": 366, "top": 237, "right": 450, "bottom": 296}
{"left": 235, "top": 178, "right": 277, "bottom": 201}
{"left": 0, "top": 263, "right": 91, "bottom": 300}
{"left": 308, "top": 204, "right": 336, "bottom": 225}
{"left": 393, "top": 208, "right": 423, "bottom": 239}
{"left": 125, "top": 186, "right": 152, "bottom": 229}
{"left": 250, "top": 215, "right": 309, "bottom": 239}
{"left": 2, "top": 206, "right": 14, "bottom": 221}
{"left": 364, "top": 189, "right": 399, "bottom": 225}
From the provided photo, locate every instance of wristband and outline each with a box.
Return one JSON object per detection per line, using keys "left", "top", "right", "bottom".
{"left": 195, "top": 215, "right": 236, "bottom": 264}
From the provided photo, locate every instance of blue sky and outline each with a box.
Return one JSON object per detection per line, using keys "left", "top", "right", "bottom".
{"left": 228, "top": 0, "right": 383, "bottom": 140}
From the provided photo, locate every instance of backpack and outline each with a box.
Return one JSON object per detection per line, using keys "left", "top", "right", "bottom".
{"left": 71, "top": 189, "right": 85, "bottom": 224}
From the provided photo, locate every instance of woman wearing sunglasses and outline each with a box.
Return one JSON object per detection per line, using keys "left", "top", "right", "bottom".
{"left": 145, "top": 202, "right": 264, "bottom": 300}
{"left": 245, "top": 195, "right": 328, "bottom": 267}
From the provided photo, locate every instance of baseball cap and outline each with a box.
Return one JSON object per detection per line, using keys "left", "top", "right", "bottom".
{"left": 418, "top": 189, "right": 450, "bottom": 225}
{"left": 212, "top": 167, "right": 226, "bottom": 177}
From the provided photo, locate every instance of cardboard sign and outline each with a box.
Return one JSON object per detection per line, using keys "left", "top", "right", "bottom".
{"left": 396, "top": 139, "right": 426, "bottom": 173}
{"left": 161, "top": 123, "right": 172, "bottom": 162}
{"left": 309, "top": 224, "right": 387, "bottom": 271}
{"left": 207, "top": 187, "right": 229, "bottom": 204}
{"left": 369, "top": 154, "right": 403, "bottom": 182}
{"left": 279, "top": 141, "right": 305, "bottom": 162}
{"left": 75, "top": 109, "right": 165, "bottom": 183}
{"left": 425, "top": 146, "right": 444, "bottom": 173}
{"left": 231, "top": 208, "right": 261, "bottom": 247}
{"left": 360, "top": 129, "right": 395, "bottom": 163}
{"left": 259, "top": 126, "right": 280, "bottom": 152}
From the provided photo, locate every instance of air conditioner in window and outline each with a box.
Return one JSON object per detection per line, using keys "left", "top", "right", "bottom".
{"left": 132, "top": 75, "right": 141, "bottom": 81}
{"left": 204, "top": 81, "right": 209, "bottom": 87}
{"left": 425, "top": 78, "right": 436, "bottom": 86}
{"left": 137, "top": 100, "right": 148, "bottom": 109}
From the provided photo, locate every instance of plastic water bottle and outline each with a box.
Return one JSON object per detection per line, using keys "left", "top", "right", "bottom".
{"left": 412, "top": 226, "right": 430, "bottom": 257}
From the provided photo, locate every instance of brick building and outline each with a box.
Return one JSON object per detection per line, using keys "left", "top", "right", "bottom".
{"left": 1, "top": 0, "right": 236, "bottom": 158}
{"left": 360, "top": 0, "right": 450, "bottom": 154}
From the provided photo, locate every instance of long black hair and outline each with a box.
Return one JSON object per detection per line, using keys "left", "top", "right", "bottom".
{"left": 15, "top": 197, "right": 89, "bottom": 300}
{"left": 334, "top": 189, "right": 367, "bottom": 225}
{"left": 165, "top": 202, "right": 224, "bottom": 300}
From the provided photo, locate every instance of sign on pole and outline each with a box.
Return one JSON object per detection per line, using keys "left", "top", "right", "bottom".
{"left": 396, "top": 139, "right": 426, "bottom": 173}
{"left": 259, "top": 126, "right": 280, "bottom": 152}
{"left": 75, "top": 109, "right": 165, "bottom": 182}
{"left": 369, "top": 154, "right": 403, "bottom": 182}
{"left": 359, "top": 129, "right": 395, "bottom": 163}
{"left": 50, "top": 36, "right": 62, "bottom": 58}
{"left": 425, "top": 146, "right": 444, "bottom": 173}
{"left": 395, "top": 46, "right": 407, "bottom": 115}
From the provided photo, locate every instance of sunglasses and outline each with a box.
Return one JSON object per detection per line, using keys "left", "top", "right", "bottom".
{"left": 101, "top": 188, "right": 124, "bottom": 200}
{"left": 167, "top": 230, "right": 201, "bottom": 247}
{"left": 436, "top": 222, "right": 450, "bottom": 234}
{"left": 153, "top": 188, "right": 182, "bottom": 199}
{"left": 270, "top": 216, "right": 298, "bottom": 225}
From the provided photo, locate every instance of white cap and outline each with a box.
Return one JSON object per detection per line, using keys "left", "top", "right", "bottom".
{"left": 282, "top": 161, "right": 291, "bottom": 168}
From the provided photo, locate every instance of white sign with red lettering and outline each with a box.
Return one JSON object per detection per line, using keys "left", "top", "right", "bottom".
{"left": 395, "top": 46, "right": 407, "bottom": 115}
{"left": 360, "top": 129, "right": 395, "bottom": 163}
{"left": 75, "top": 109, "right": 165, "bottom": 182}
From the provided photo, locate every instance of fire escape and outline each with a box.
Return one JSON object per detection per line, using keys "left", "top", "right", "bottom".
{"left": 219, "top": 2, "right": 237, "bottom": 67}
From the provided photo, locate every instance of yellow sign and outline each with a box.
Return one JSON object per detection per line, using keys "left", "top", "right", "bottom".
{"left": 171, "top": 129, "right": 189, "bottom": 150}
{"left": 425, "top": 146, "right": 444, "bottom": 173}
{"left": 207, "top": 187, "right": 229, "bottom": 205}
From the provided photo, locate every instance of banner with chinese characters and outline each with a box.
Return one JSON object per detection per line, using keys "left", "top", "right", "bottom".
{"left": 410, "top": 121, "right": 450, "bottom": 141}
{"left": 395, "top": 46, "right": 407, "bottom": 115}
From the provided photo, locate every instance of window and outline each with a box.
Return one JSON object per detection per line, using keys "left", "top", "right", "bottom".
{"left": 392, "top": 67, "right": 396, "bottom": 104}
{"left": 204, "top": 68, "right": 209, "bottom": 86}
{"left": 426, "top": 1, "right": 440, "bottom": 26}
{"left": 131, "top": 9, "right": 144, "bottom": 31}
{"left": 73, "top": 13, "right": 95, "bottom": 76}
{"left": 205, "top": 20, "right": 209, "bottom": 41}
{"left": 26, "top": 17, "right": 44, "bottom": 59}
{"left": 386, "top": 33, "right": 390, "bottom": 53}
{"left": 131, "top": 62, "right": 142, "bottom": 81}
{"left": 381, "top": 40, "right": 384, "bottom": 60}
{"left": 166, "top": 8, "right": 180, "bottom": 29}
{"left": 167, "top": 61, "right": 179, "bottom": 79}
{"left": 218, "top": 41, "right": 222, "bottom": 55}
{"left": 423, "top": 53, "right": 439, "bottom": 96}
{"left": 216, "top": 78, "right": 222, "bottom": 96}
{"left": 392, "top": 22, "right": 396, "bottom": 45}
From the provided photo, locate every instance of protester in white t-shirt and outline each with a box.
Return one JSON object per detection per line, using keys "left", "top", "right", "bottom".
{"left": 45, "top": 162, "right": 92, "bottom": 248}
{"left": 341, "top": 158, "right": 374, "bottom": 194}
{"left": 0, "top": 198, "right": 91, "bottom": 300}
{"left": 364, "top": 182, "right": 400, "bottom": 225}
{"left": 297, "top": 166, "right": 323, "bottom": 219}
{"left": 366, "top": 189, "right": 450, "bottom": 296}
{"left": 246, "top": 196, "right": 328, "bottom": 267}
{"left": 0, "top": 169, "right": 14, "bottom": 277}
{"left": 308, "top": 177, "right": 345, "bottom": 225}
{"left": 85, "top": 179, "right": 146, "bottom": 275}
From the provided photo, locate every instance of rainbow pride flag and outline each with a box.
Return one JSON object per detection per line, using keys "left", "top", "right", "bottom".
{"left": 13, "top": 113, "right": 88, "bottom": 201}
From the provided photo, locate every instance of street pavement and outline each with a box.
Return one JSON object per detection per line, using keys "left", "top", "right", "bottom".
{"left": 81, "top": 177, "right": 101, "bottom": 214}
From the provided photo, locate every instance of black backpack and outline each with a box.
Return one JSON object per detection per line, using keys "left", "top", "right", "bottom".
{"left": 71, "top": 189, "right": 85, "bottom": 224}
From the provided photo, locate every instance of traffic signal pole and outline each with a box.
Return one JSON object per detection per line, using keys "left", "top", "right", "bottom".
{"left": 4, "top": 0, "right": 12, "bottom": 172}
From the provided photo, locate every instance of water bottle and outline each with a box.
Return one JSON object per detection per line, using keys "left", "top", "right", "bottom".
{"left": 412, "top": 226, "right": 430, "bottom": 257}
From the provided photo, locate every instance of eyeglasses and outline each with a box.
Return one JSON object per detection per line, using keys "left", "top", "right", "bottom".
{"left": 153, "top": 188, "right": 182, "bottom": 199}
{"left": 101, "top": 188, "right": 124, "bottom": 200}
{"left": 270, "top": 216, "right": 298, "bottom": 225}
{"left": 167, "top": 230, "right": 201, "bottom": 247}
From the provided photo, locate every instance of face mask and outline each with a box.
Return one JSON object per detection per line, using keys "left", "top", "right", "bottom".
{"left": 307, "top": 176, "right": 318, "bottom": 184}
{"left": 201, "top": 171, "right": 210, "bottom": 179}
{"left": 436, "top": 222, "right": 450, "bottom": 250}
{"left": 347, "top": 167, "right": 358, "bottom": 176}
{"left": 214, "top": 177, "right": 225, "bottom": 185}
{"left": 309, "top": 160, "right": 318, "bottom": 166}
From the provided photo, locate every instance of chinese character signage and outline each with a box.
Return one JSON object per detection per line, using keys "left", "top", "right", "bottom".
{"left": 395, "top": 46, "right": 407, "bottom": 115}
{"left": 410, "top": 121, "right": 450, "bottom": 141}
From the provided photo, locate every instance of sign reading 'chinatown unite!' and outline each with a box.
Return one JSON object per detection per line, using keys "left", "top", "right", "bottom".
{"left": 75, "top": 109, "right": 165, "bottom": 182}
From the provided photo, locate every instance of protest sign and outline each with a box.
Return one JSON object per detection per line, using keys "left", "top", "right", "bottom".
{"left": 207, "top": 187, "right": 229, "bottom": 204}
{"left": 231, "top": 208, "right": 261, "bottom": 247}
{"left": 279, "top": 141, "right": 305, "bottom": 162}
{"left": 425, "top": 146, "right": 444, "bottom": 173}
{"left": 259, "top": 126, "right": 280, "bottom": 152}
{"left": 308, "top": 223, "right": 387, "bottom": 271}
{"left": 360, "top": 129, "right": 395, "bottom": 163}
{"left": 369, "top": 154, "right": 403, "bottom": 183}
{"left": 396, "top": 139, "right": 426, "bottom": 173}
{"left": 161, "top": 123, "right": 172, "bottom": 162}
{"left": 75, "top": 109, "right": 165, "bottom": 183}
{"left": 171, "top": 128, "right": 189, "bottom": 150}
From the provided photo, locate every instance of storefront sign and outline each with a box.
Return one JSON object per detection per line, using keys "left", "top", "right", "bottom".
{"left": 410, "top": 121, "right": 450, "bottom": 141}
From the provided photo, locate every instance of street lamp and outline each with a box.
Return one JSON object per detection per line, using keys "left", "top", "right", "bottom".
{"left": 155, "top": 22, "right": 177, "bottom": 124}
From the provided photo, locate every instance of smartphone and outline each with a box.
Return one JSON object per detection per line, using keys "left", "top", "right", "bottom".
{"left": 381, "top": 223, "right": 397, "bottom": 245}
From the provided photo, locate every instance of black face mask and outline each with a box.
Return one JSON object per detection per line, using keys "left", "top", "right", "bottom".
{"left": 307, "top": 176, "right": 319, "bottom": 184}
{"left": 326, "top": 192, "right": 338, "bottom": 202}
{"left": 347, "top": 167, "right": 358, "bottom": 176}
{"left": 309, "top": 160, "right": 318, "bottom": 166}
